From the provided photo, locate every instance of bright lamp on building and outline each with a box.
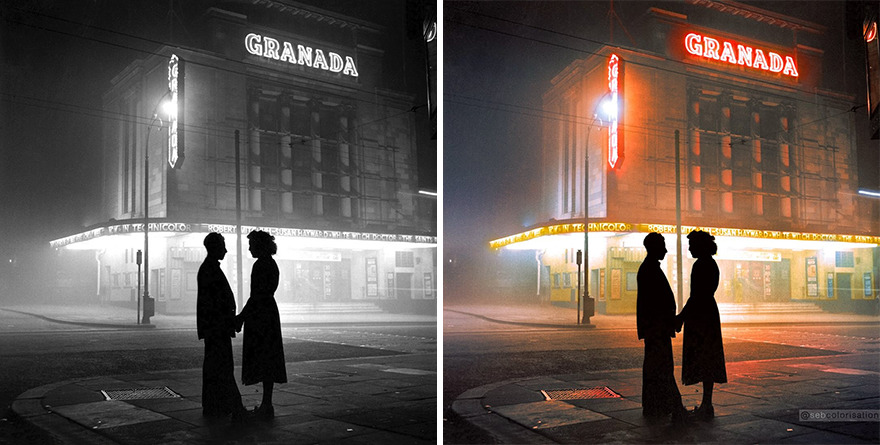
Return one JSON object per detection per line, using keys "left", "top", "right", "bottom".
{"left": 601, "top": 98, "right": 618, "bottom": 120}
{"left": 161, "top": 100, "right": 177, "bottom": 118}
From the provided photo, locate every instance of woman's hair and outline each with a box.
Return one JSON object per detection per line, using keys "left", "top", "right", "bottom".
{"left": 687, "top": 230, "right": 717, "bottom": 257}
{"left": 247, "top": 230, "right": 277, "bottom": 257}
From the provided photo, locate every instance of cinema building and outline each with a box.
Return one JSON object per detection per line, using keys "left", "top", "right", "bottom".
{"left": 490, "top": 2, "right": 879, "bottom": 315}
{"left": 50, "top": 2, "right": 436, "bottom": 315}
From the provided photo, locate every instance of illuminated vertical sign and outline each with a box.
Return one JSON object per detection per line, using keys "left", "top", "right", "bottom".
{"left": 607, "top": 54, "right": 621, "bottom": 169}
{"left": 168, "top": 54, "right": 184, "bottom": 169}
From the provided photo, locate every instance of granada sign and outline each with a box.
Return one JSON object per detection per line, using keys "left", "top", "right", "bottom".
{"left": 245, "top": 32, "right": 359, "bottom": 77}
{"left": 685, "top": 32, "right": 799, "bottom": 78}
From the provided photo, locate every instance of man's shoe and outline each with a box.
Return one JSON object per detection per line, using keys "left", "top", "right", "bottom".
{"left": 671, "top": 406, "right": 691, "bottom": 425}
{"left": 230, "top": 406, "right": 251, "bottom": 423}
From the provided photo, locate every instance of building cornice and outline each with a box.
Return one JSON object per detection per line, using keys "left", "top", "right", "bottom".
{"left": 688, "top": 0, "right": 826, "bottom": 34}
{"left": 249, "top": 0, "right": 382, "bottom": 33}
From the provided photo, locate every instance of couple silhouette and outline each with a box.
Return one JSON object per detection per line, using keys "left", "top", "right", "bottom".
{"left": 196, "top": 230, "right": 288, "bottom": 423}
{"left": 637, "top": 230, "right": 727, "bottom": 425}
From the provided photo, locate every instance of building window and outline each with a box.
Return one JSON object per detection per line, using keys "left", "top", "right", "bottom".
{"left": 691, "top": 189, "right": 702, "bottom": 211}
{"left": 563, "top": 272, "right": 571, "bottom": 288}
{"left": 836, "top": 251, "right": 855, "bottom": 268}
{"left": 396, "top": 251, "right": 414, "bottom": 267}
{"left": 730, "top": 102, "right": 750, "bottom": 136}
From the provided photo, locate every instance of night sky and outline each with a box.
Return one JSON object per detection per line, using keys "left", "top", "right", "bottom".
{"left": 0, "top": 0, "right": 433, "bottom": 296}
{"left": 444, "top": 1, "right": 878, "bottom": 263}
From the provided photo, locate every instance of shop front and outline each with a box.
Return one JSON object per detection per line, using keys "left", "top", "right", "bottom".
{"left": 492, "top": 223, "right": 879, "bottom": 315}
{"left": 51, "top": 221, "right": 436, "bottom": 314}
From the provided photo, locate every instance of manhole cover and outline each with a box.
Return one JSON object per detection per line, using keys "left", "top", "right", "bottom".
{"left": 101, "top": 387, "right": 180, "bottom": 401}
{"left": 541, "top": 387, "right": 621, "bottom": 401}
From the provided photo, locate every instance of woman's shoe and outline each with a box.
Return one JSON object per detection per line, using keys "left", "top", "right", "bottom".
{"left": 693, "top": 404, "right": 714, "bottom": 421}
{"left": 252, "top": 404, "right": 274, "bottom": 420}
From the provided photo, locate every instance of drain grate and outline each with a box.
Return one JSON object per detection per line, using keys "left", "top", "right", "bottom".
{"left": 101, "top": 387, "right": 180, "bottom": 401}
{"left": 541, "top": 387, "right": 621, "bottom": 401}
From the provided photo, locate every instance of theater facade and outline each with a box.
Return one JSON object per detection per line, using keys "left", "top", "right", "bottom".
{"left": 51, "top": 2, "right": 436, "bottom": 314}
{"left": 490, "top": 2, "right": 879, "bottom": 314}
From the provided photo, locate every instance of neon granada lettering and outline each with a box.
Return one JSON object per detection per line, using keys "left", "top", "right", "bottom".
{"left": 245, "top": 33, "right": 358, "bottom": 77}
{"left": 684, "top": 32, "right": 798, "bottom": 77}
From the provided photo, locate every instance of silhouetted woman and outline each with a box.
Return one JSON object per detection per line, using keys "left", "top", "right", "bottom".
{"left": 676, "top": 230, "right": 727, "bottom": 421}
{"left": 235, "top": 230, "right": 287, "bottom": 420}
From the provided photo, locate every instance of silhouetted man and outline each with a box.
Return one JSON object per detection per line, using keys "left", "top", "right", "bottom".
{"left": 637, "top": 232, "right": 688, "bottom": 424}
{"left": 197, "top": 232, "right": 247, "bottom": 421}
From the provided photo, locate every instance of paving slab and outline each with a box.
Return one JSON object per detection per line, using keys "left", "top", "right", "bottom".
{"left": 492, "top": 400, "right": 609, "bottom": 430}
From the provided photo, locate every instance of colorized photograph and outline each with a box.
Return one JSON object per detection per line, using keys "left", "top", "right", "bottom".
{"left": 444, "top": 1, "right": 879, "bottom": 444}
{"left": 1, "top": 0, "right": 437, "bottom": 443}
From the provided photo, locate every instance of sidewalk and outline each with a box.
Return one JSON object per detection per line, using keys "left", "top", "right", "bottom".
{"left": 445, "top": 303, "right": 879, "bottom": 330}
{"left": 448, "top": 303, "right": 879, "bottom": 444}
{"left": 1, "top": 304, "right": 436, "bottom": 330}
{"left": 12, "top": 353, "right": 436, "bottom": 444}
{"left": 451, "top": 352, "right": 879, "bottom": 444}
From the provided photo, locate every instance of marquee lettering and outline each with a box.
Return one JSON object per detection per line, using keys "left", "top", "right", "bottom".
{"left": 245, "top": 33, "right": 359, "bottom": 77}
{"left": 685, "top": 32, "right": 798, "bottom": 78}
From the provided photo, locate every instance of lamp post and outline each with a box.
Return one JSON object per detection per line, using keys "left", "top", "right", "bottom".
{"left": 581, "top": 95, "right": 613, "bottom": 324}
{"left": 141, "top": 92, "right": 172, "bottom": 324}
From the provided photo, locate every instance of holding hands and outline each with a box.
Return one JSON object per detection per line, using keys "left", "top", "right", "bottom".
{"left": 674, "top": 313, "right": 684, "bottom": 333}
{"left": 234, "top": 314, "right": 244, "bottom": 333}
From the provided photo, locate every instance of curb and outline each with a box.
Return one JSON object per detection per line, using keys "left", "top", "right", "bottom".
{"left": 451, "top": 377, "right": 552, "bottom": 444}
{"left": 9, "top": 377, "right": 120, "bottom": 445}
{"left": 444, "top": 309, "right": 596, "bottom": 329}
{"left": 2, "top": 308, "right": 437, "bottom": 330}
{"left": 1, "top": 308, "right": 155, "bottom": 330}
{"left": 446, "top": 308, "right": 880, "bottom": 330}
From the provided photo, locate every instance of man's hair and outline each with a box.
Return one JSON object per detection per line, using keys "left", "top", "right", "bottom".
{"left": 643, "top": 232, "right": 665, "bottom": 250}
{"left": 204, "top": 232, "right": 225, "bottom": 248}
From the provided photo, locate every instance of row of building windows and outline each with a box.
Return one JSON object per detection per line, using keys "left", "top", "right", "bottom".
{"left": 244, "top": 88, "right": 403, "bottom": 225}
{"left": 688, "top": 87, "right": 802, "bottom": 218}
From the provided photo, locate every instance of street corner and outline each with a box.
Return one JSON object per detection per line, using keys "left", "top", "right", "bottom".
{"left": 453, "top": 375, "right": 653, "bottom": 443}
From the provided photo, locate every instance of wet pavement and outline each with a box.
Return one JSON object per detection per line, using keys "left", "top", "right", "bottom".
{"left": 13, "top": 353, "right": 436, "bottom": 444}
{"left": 447, "top": 304, "right": 879, "bottom": 444}
{"left": 4, "top": 304, "right": 437, "bottom": 444}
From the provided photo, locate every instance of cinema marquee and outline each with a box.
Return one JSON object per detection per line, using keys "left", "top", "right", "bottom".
{"left": 684, "top": 32, "right": 799, "bottom": 78}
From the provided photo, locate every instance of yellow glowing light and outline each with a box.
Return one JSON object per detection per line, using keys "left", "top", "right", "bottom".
{"left": 490, "top": 222, "right": 880, "bottom": 250}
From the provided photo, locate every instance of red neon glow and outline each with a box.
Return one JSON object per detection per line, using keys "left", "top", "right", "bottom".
{"left": 685, "top": 32, "right": 798, "bottom": 77}
{"left": 866, "top": 22, "right": 877, "bottom": 43}
{"left": 608, "top": 54, "right": 620, "bottom": 169}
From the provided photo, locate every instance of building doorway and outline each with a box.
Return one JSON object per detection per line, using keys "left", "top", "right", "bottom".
{"left": 396, "top": 272, "right": 413, "bottom": 300}
{"left": 837, "top": 273, "right": 852, "bottom": 302}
